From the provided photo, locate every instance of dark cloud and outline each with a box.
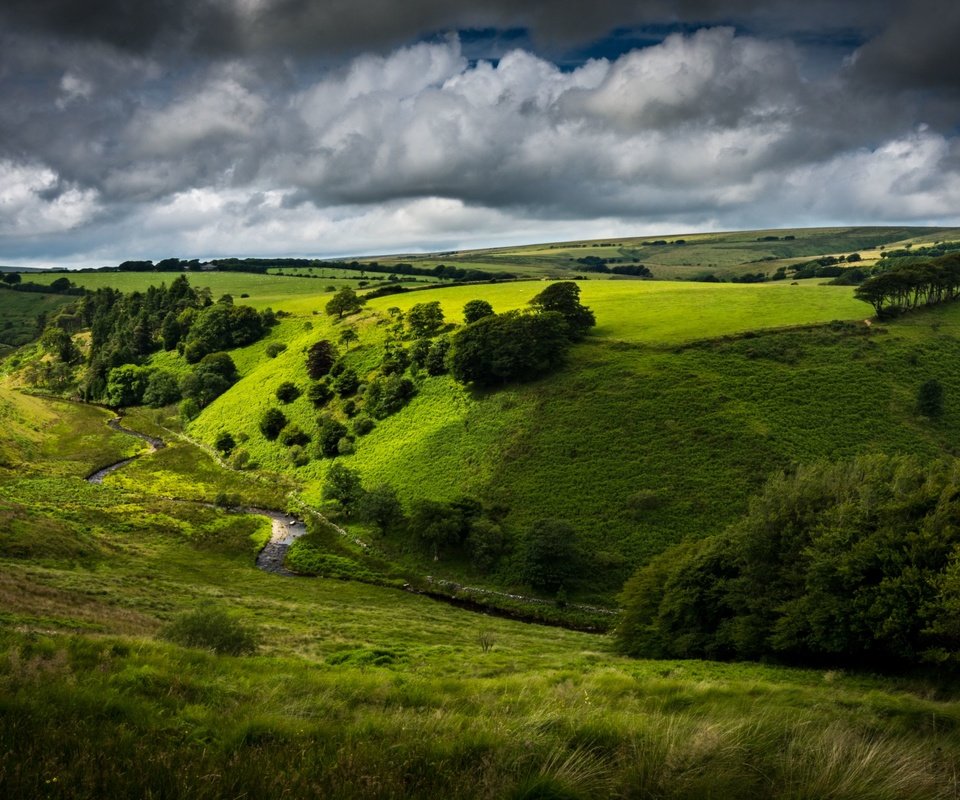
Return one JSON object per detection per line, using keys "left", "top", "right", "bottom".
{"left": 0, "top": 1, "right": 958, "bottom": 263}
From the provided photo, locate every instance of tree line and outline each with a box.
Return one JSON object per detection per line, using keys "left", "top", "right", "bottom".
{"left": 617, "top": 454, "right": 960, "bottom": 671}
{"left": 854, "top": 253, "right": 960, "bottom": 316}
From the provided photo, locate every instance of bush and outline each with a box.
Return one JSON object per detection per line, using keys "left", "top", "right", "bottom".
{"left": 521, "top": 519, "right": 580, "bottom": 592}
{"left": 259, "top": 408, "right": 287, "bottom": 440}
{"left": 365, "top": 375, "right": 415, "bottom": 419}
{"left": 425, "top": 336, "right": 450, "bottom": 376}
{"left": 275, "top": 381, "right": 301, "bottom": 404}
{"left": 162, "top": 606, "right": 259, "bottom": 655}
{"left": 333, "top": 367, "right": 359, "bottom": 397}
{"left": 142, "top": 369, "right": 181, "bottom": 407}
{"left": 265, "top": 342, "right": 287, "bottom": 358}
{"left": 214, "top": 431, "right": 236, "bottom": 455}
{"left": 322, "top": 463, "right": 364, "bottom": 515}
{"left": 918, "top": 379, "right": 944, "bottom": 417}
{"left": 463, "top": 299, "right": 495, "bottom": 325}
{"left": 316, "top": 416, "right": 348, "bottom": 457}
{"left": 358, "top": 484, "right": 403, "bottom": 532}
{"left": 353, "top": 416, "right": 375, "bottom": 436}
{"left": 279, "top": 424, "right": 311, "bottom": 447}
{"left": 306, "top": 340, "right": 338, "bottom": 379}
{"left": 289, "top": 445, "right": 310, "bottom": 467}
{"left": 230, "top": 448, "right": 252, "bottom": 470}
{"left": 307, "top": 379, "right": 333, "bottom": 408}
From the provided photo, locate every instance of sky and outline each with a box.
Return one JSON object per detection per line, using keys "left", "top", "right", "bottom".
{"left": 1, "top": 0, "right": 959, "bottom": 267}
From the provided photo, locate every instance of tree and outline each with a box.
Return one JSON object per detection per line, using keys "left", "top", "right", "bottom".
{"left": 306, "top": 340, "right": 338, "bottom": 379}
{"left": 316, "top": 416, "right": 348, "bottom": 457}
{"left": 40, "top": 326, "right": 80, "bottom": 364}
{"left": 425, "top": 337, "right": 450, "bottom": 376}
{"left": 142, "top": 369, "right": 181, "bottom": 407}
{"left": 307, "top": 379, "right": 333, "bottom": 408}
{"left": 276, "top": 381, "right": 301, "bottom": 404}
{"left": 214, "top": 431, "right": 236, "bottom": 456}
{"left": 1, "top": 272, "right": 21, "bottom": 285}
{"left": 463, "top": 299, "right": 494, "bottom": 324}
{"left": 918, "top": 379, "right": 944, "bottom": 418}
{"left": 521, "top": 519, "right": 580, "bottom": 592}
{"left": 529, "top": 281, "right": 595, "bottom": 340}
{"left": 325, "top": 286, "right": 362, "bottom": 318}
{"left": 322, "top": 463, "right": 364, "bottom": 516}
{"left": 409, "top": 499, "right": 462, "bottom": 560}
{"left": 279, "top": 425, "right": 311, "bottom": 447}
{"left": 448, "top": 310, "right": 570, "bottom": 386}
{"left": 406, "top": 301, "right": 445, "bottom": 338}
{"left": 332, "top": 367, "right": 359, "bottom": 397}
{"left": 104, "top": 364, "right": 150, "bottom": 407}
{"left": 466, "top": 517, "right": 505, "bottom": 573}
{"left": 359, "top": 484, "right": 404, "bottom": 532}
{"left": 339, "top": 327, "right": 359, "bottom": 349}
{"left": 259, "top": 408, "right": 287, "bottom": 440}
{"left": 364, "top": 375, "right": 415, "bottom": 419}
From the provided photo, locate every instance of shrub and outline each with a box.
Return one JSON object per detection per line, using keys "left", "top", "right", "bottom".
{"left": 333, "top": 367, "right": 359, "bottom": 397}
{"left": 279, "top": 425, "right": 311, "bottom": 447}
{"left": 521, "top": 519, "right": 580, "bottom": 592}
{"left": 918, "top": 379, "right": 944, "bottom": 417}
{"left": 289, "top": 445, "right": 310, "bottom": 467}
{"left": 365, "top": 375, "right": 415, "bottom": 419}
{"left": 316, "top": 416, "right": 348, "bottom": 457}
{"left": 142, "top": 369, "right": 181, "bottom": 407}
{"left": 358, "top": 484, "right": 403, "bottom": 532}
{"left": 463, "top": 299, "right": 494, "bottom": 324}
{"left": 307, "top": 379, "right": 333, "bottom": 408}
{"left": 322, "top": 463, "right": 364, "bottom": 515}
{"left": 275, "top": 381, "right": 301, "bottom": 404}
{"left": 259, "top": 408, "right": 287, "bottom": 440}
{"left": 353, "top": 416, "right": 375, "bottom": 436}
{"left": 162, "top": 606, "right": 258, "bottom": 655}
{"left": 265, "top": 342, "right": 287, "bottom": 358}
{"left": 230, "top": 448, "right": 252, "bottom": 470}
{"left": 425, "top": 336, "right": 450, "bottom": 376}
{"left": 306, "top": 340, "right": 338, "bottom": 379}
{"left": 214, "top": 431, "right": 236, "bottom": 455}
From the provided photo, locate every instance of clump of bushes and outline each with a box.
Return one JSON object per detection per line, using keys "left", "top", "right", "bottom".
{"left": 161, "top": 606, "right": 259, "bottom": 655}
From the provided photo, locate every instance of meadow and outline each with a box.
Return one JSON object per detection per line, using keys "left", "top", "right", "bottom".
{"left": 2, "top": 386, "right": 960, "bottom": 798}
{"left": 0, "top": 288, "right": 73, "bottom": 349}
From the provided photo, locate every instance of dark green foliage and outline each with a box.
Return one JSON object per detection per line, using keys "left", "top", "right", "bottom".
{"left": 529, "top": 282, "right": 595, "bottom": 340}
{"left": 180, "top": 352, "right": 238, "bottom": 408}
{"left": 339, "top": 327, "right": 359, "bottom": 348}
{"left": 364, "top": 375, "right": 415, "bottom": 419}
{"left": 406, "top": 301, "right": 445, "bottom": 337}
{"left": 917, "top": 379, "right": 944, "bottom": 417}
{"left": 520, "top": 519, "right": 580, "bottom": 592}
{"left": 306, "top": 340, "right": 338, "bottom": 379}
{"left": 279, "top": 425, "right": 311, "bottom": 447}
{"left": 325, "top": 286, "right": 362, "bottom": 318}
{"left": 40, "top": 325, "right": 81, "bottom": 364}
{"left": 104, "top": 364, "right": 150, "bottom": 407}
{"left": 353, "top": 416, "right": 374, "bottom": 436}
{"left": 275, "top": 381, "right": 301, "bottom": 404}
{"left": 322, "top": 462, "right": 364, "bottom": 515}
{"left": 463, "top": 299, "right": 494, "bottom": 324}
{"left": 259, "top": 408, "right": 287, "bottom": 441}
{"left": 142, "top": 369, "right": 181, "bottom": 407}
{"left": 409, "top": 499, "right": 463, "bottom": 559}
{"left": 316, "top": 416, "right": 348, "bottom": 457}
{"left": 425, "top": 336, "right": 450, "bottom": 376}
{"left": 465, "top": 517, "right": 505, "bottom": 573}
{"left": 1, "top": 272, "right": 21, "bottom": 284}
{"left": 289, "top": 444, "right": 310, "bottom": 466}
{"left": 410, "top": 338, "right": 431, "bottom": 368}
{"left": 358, "top": 483, "right": 404, "bottom": 532}
{"left": 265, "top": 342, "right": 287, "bottom": 358}
{"left": 617, "top": 455, "right": 960, "bottom": 669}
{"left": 855, "top": 253, "right": 960, "bottom": 316}
{"left": 214, "top": 431, "right": 236, "bottom": 456}
{"left": 307, "top": 379, "right": 333, "bottom": 408}
{"left": 182, "top": 302, "right": 265, "bottom": 363}
{"left": 161, "top": 606, "right": 258, "bottom": 655}
{"left": 448, "top": 311, "right": 570, "bottom": 386}
{"left": 379, "top": 342, "right": 409, "bottom": 375}
{"left": 332, "top": 367, "right": 359, "bottom": 397}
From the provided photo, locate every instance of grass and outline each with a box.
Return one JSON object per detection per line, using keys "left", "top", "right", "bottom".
{"left": 3, "top": 342, "right": 960, "bottom": 797}
{"left": 0, "top": 287, "right": 73, "bottom": 348}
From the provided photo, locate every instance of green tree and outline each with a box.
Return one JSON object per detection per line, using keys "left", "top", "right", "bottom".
{"left": 409, "top": 499, "right": 462, "bottom": 560}
{"left": 307, "top": 379, "right": 333, "bottom": 408}
{"left": 214, "top": 431, "right": 236, "bottom": 456}
{"left": 259, "top": 408, "right": 287, "bottom": 440}
{"left": 406, "top": 301, "right": 445, "bottom": 337}
{"left": 521, "top": 519, "right": 580, "bottom": 592}
{"left": 276, "top": 381, "right": 301, "bottom": 404}
{"left": 463, "top": 299, "right": 494, "bottom": 324}
{"left": 306, "top": 340, "right": 338, "bottom": 379}
{"left": 104, "top": 364, "right": 150, "bottom": 407}
{"left": 359, "top": 484, "right": 404, "bottom": 532}
{"left": 325, "top": 287, "right": 362, "bottom": 318}
{"left": 142, "top": 369, "right": 181, "bottom": 407}
{"left": 322, "top": 463, "right": 364, "bottom": 516}
{"left": 1, "top": 272, "right": 21, "bottom": 285}
{"left": 339, "top": 327, "right": 359, "bottom": 349}
{"left": 316, "top": 416, "right": 348, "bottom": 457}
{"left": 529, "top": 281, "right": 595, "bottom": 340}
{"left": 40, "top": 326, "right": 80, "bottom": 364}
{"left": 918, "top": 379, "right": 944, "bottom": 418}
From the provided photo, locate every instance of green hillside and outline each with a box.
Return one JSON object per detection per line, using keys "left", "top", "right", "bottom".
{"left": 182, "top": 276, "right": 960, "bottom": 600}
{"left": 1, "top": 385, "right": 958, "bottom": 798}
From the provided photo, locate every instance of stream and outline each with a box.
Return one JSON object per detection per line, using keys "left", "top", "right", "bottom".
{"left": 86, "top": 413, "right": 613, "bottom": 631}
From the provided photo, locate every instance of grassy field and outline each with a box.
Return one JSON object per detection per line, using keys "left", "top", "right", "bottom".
{"left": 370, "top": 226, "right": 960, "bottom": 280}
{"left": 2, "top": 390, "right": 960, "bottom": 798}
{"left": 0, "top": 287, "right": 73, "bottom": 349}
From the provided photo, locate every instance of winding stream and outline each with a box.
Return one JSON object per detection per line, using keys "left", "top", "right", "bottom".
{"left": 86, "top": 413, "right": 613, "bottom": 631}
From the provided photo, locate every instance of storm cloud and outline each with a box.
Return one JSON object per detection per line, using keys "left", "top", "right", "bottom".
{"left": 0, "top": 1, "right": 958, "bottom": 264}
